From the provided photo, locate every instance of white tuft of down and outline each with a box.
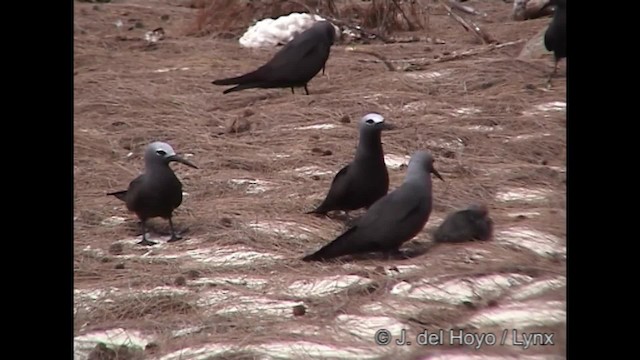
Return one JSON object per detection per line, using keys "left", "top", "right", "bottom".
{"left": 239, "top": 12, "right": 336, "bottom": 49}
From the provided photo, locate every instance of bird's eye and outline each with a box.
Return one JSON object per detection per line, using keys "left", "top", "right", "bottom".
{"left": 156, "top": 150, "right": 167, "bottom": 156}
{"left": 365, "top": 119, "right": 375, "bottom": 124}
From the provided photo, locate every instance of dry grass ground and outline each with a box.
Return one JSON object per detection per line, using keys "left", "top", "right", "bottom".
{"left": 74, "top": 0, "right": 566, "bottom": 359}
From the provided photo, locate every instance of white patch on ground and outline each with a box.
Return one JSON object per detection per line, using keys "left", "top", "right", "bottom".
{"left": 390, "top": 273, "right": 533, "bottom": 305}
{"left": 295, "top": 123, "right": 337, "bottom": 130}
{"left": 405, "top": 70, "right": 451, "bottom": 81}
{"left": 189, "top": 276, "right": 269, "bottom": 290}
{"left": 425, "top": 138, "right": 465, "bottom": 151}
{"left": 227, "top": 178, "right": 274, "bottom": 194}
{"left": 522, "top": 101, "right": 566, "bottom": 117}
{"left": 100, "top": 216, "right": 127, "bottom": 226}
{"left": 108, "top": 244, "right": 283, "bottom": 267}
{"left": 508, "top": 211, "right": 542, "bottom": 219}
{"left": 292, "top": 165, "right": 334, "bottom": 177}
{"left": 508, "top": 276, "right": 566, "bottom": 301}
{"left": 183, "top": 246, "right": 285, "bottom": 266}
{"left": 171, "top": 326, "right": 206, "bottom": 338}
{"left": 496, "top": 228, "right": 565, "bottom": 259}
{"left": 334, "top": 314, "right": 410, "bottom": 342}
{"left": 247, "top": 220, "right": 317, "bottom": 240}
{"left": 464, "top": 300, "right": 566, "bottom": 328}
{"left": 253, "top": 341, "right": 382, "bottom": 360}
{"left": 361, "top": 300, "right": 449, "bottom": 318}
{"left": 285, "top": 275, "right": 374, "bottom": 298}
{"left": 385, "top": 153, "right": 411, "bottom": 169}
{"left": 503, "top": 133, "right": 552, "bottom": 143}
{"left": 197, "top": 289, "right": 304, "bottom": 317}
{"left": 464, "top": 125, "right": 503, "bottom": 132}
{"left": 74, "top": 328, "right": 153, "bottom": 360}
{"left": 153, "top": 67, "right": 190, "bottom": 73}
{"left": 451, "top": 107, "right": 482, "bottom": 117}
{"left": 495, "top": 187, "right": 552, "bottom": 202}
{"left": 272, "top": 153, "right": 291, "bottom": 159}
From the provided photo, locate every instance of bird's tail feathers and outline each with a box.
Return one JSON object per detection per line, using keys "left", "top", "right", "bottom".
{"left": 302, "top": 227, "right": 358, "bottom": 262}
{"left": 107, "top": 190, "right": 128, "bottom": 202}
{"left": 212, "top": 70, "right": 263, "bottom": 86}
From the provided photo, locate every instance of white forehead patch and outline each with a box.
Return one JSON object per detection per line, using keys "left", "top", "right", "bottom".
{"left": 148, "top": 141, "right": 176, "bottom": 156}
{"left": 361, "top": 113, "right": 384, "bottom": 124}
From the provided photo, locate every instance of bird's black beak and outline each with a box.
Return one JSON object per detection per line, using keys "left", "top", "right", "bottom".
{"left": 167, "top": 155, "right": 199, "bottom": 169}
{"left": 381, "top": 122, "right": 395, "bottom": 130}
{"left": 431, "top": 166, "right": 444, "bottom": 181}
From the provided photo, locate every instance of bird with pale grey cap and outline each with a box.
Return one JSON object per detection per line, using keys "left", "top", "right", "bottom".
{"left": 433, "top": 203, "right": 494, "bottom": 243}
{"left": 107, "top": 141, "right": 198, "bottom": 246}
{"left": 212, "top": 20, "right": 337, "bottom": 95}
{"left": 306, "top": 113, "right": 392, "bottom": 218}
{"left": 303, "top": 150, "right": 444, "bottom": 262}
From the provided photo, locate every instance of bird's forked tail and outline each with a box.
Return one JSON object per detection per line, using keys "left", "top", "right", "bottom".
{"left": 107, "top": 190, "right": 128, "bottom": 202}
{"left": 302, "top": 227, "right": 359, "bottom": 262}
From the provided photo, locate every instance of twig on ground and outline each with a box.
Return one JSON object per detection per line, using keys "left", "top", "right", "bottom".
{"left": 346, "top": 47, "right": 395, "bottom": 71}
{"left": 356, "top": 40, "right": 525, "bottom": 71}
{"left": 438, "top": 0, "right": 496, "bottom": 44}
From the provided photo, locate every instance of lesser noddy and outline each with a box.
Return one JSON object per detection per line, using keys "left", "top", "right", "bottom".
{"left": 544, "top": 0, "right": 566, "bottom": 87}
{"left": 212, "top": 20, "right": 337, "bottom": 95}
{"left": 302, "top": 150, "right": 444, "bottom": 262}
{"left": 107, "top": 141, "right": 198, "bottom": 246}
{"left": 307, "top": 113, "right": 391, "bottom": 217}
{"left": 433, "top": 203, "right": 493, "bottom": 243}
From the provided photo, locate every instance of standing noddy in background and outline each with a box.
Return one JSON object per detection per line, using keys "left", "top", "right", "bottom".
{"left": 107, "top": 141, "right": 198, "bottom": 246}
{"left": 212, "top": 20, "right": 337, "bottom": 95}
{"left": 306, "top": 113, "right": 391, "bottom": 217}
{"left": 433, "top": 203, "right": 493, "bottom": 243}
{"left": 303, "top": 150, "right": 444, "bottom": 262}
{"left": 544, "top": 0, "right": 566, "bottom": 87}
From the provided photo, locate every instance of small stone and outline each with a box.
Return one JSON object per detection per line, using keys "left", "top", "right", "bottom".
{"left": 109, "top": 242, "right": 124, "bottom": 255}
{"left": 226, "top": 118, "right": 251, "bottom": 134}
{"left": 339, "top": 115, "right": 351, "bottom": 123}
{"left": 292, "top": 305, "right": 306, "bottom": 316}
{"left": 184, "top": 269, "right": 201, "bottom": 279}
{"left": 161, "top": 14, "right": 170, "bottom": 21}
{"left": 243, "top": 109, "right": 254, "bottom": 117}
{"left": 219, "top": 217, "right": 233, "bottom": 227}
{"left": 175, "top": 276, "right": 187, "bottom": 286}
{"left": 115, "top": 263, "right": 125, "bottom": 270}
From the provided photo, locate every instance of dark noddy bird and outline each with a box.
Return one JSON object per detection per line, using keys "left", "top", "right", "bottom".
{"left": 107, "top": 141, "right": 198, "bottom": 246}
{"left": 433, "top": 203, "right": 494, "bottom": 243}
{"left": 211, "top": 20, "right": 337, "bottom": 95}
{"left": 306, "top": 113, "right": 391, "bottom": 217}
{"left": 544, "top": 0, "right": 566, "bottom": 87}
{"left": 303, "top": 150, "right": 444, "bottom": 262}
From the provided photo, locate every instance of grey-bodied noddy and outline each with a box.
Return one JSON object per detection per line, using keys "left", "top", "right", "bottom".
{"left": 433, "top": 203, "right": 493, "bottom": 243}
{"left": 303, "top": 150, "right": 444, "bottom": 262}
{"left": 306, "top": 113, "right": 391, "bottom": 217}
{"left": 212, "top": 21, "right": 337, "bottom": 95}
{"left": 544, "top": 0, "right": 566, "bottom": 87}
{"left": 107, "top": 141, "right": 198, "bottom": 246}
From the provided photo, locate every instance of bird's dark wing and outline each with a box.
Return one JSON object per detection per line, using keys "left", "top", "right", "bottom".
{"left": 303, "top": 187, "right": 427, "bottom": 261}
{"left": 307, "top": 164, "right": 352, "bottom": 214}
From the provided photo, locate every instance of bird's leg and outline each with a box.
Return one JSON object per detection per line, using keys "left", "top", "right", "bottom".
{"left": 546, "top": 58, "right": 559, "bottom": 89}
{"left": 167, "top": 217, "right": 183, "bottom": 243}
{"left": 137, "top": 220, "right": 157, "bottom": 246}
{"left": 304, "top": 84, "right": 309, "bottom": 95}
{"left": 291, "top": 87, "right": 295, "bottom": 94}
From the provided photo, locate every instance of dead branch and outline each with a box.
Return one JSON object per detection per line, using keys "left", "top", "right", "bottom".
{"left": 449, "top": 0, "right": 487, "bottom": 17}
{"left": 438, "top": 0, "right": 496, "bottom": 44}
{"left": 345, "top": 47, "right": 395, "bottom": 71}
{"left": 391, "top": 0, "right": 421, "bottom": 31}
{"left": 355, "top": 40, "right": 525, "bottom": 71}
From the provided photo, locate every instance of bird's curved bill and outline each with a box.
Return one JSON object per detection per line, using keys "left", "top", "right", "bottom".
{"left": 381, "top": 122, "right": 395, "bottom": 130}
{"left": 432, "top": 167, "right": 444, "bottom": 181}
{"left": 167, "top": 155, "right": 198, "bottom": 169}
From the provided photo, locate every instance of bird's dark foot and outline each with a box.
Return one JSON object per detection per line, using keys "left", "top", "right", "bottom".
{"left": 137, "top": 238, "right": 157, "bottom": 246}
